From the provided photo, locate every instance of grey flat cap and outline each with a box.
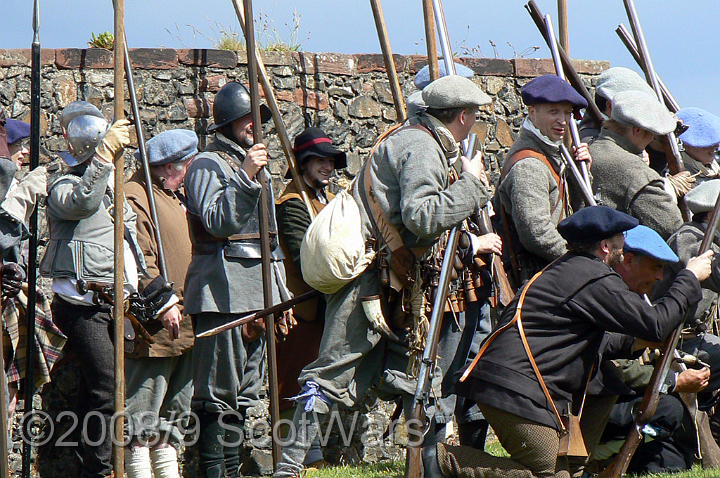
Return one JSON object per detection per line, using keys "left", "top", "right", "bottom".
{"left": 406, "top": 91, "right": 427, "bottom": 117}
{"left": 596, "top": 67, "right": 654, "bottom": 101}
{"left": 422, "top": 75, "right": 491, "bottom": 109}
{"left": 611, "top": 90, "right": 677, "bottom": 135}
{"left": 135, "top": 129, "right": 198, "bottom": 165}
{"left": 685, "top": 179, "right": 720, "bottom": 214}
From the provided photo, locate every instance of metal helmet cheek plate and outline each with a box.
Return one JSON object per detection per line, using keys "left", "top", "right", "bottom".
{"left": 208, "top": 81, "right": 272, "bottom": 132}
{"left": 64, "top": 115, "right": 109, "bottom": 164}
{"left": 60, "top": 101, "right": 105, "bottom": 133}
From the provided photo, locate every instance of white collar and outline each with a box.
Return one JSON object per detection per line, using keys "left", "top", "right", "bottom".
{"left": 522, "top": 117, "right": 563, "bottom": 149}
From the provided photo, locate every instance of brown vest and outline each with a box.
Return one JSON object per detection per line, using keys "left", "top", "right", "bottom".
{"left": 276, "top": 179, "right": 334, "bottom": 321}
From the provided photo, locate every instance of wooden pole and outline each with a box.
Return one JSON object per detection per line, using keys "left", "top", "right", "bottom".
{"left": 369, "top": 0, "right": 407, "bottom": 122}
{"left": 230, "top": 0, "right": 316, "bottom": 220}
{"left": 112, "top": 0, "right": 126, "bottom": 475}
{"left": 422, "top": 0, "right": 440, "bottom": 81}
{"left": 242, "top": 0, "right": 281, "bottom": 470}
{"left": 557, "top": 0, "right": 569, "bottom": 54}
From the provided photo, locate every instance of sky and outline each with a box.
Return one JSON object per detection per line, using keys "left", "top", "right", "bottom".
{"left": 2, "top": 0, "right": 718, "bottom": 112}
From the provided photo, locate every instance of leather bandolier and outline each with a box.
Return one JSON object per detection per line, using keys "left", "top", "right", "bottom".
{"left": 275, "top": 179, "right": 333, "bottom": 322}
{"left": 494, "top": 148, "right": 569, "bottom": 290}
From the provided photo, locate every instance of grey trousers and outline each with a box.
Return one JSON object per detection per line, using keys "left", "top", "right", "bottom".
{"left": 125, "top": 352, "right": 194, "bottom": 450}
{"left": 191, "top": 313, "right": 266, "bottom": 415}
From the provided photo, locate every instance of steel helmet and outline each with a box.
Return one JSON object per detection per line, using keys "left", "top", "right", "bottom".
{"left": 207, "top": 81, "right": 272, "bottom": 132}
{"left": 64, "top": 114, "right": 109, "bottom": 165}
{"left": 60, "top": 101, "right": 105, "bottom": 133}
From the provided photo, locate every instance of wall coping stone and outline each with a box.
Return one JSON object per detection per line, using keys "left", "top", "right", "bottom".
{"left": 0, "top": 48, "right": 608, "bottom": 77}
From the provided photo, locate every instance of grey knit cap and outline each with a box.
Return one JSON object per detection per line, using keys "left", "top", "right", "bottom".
{"left": 611, "top": 90, "right": 677, "bottom": 135}
{"left": 596, "top": 67, "right": 654, "bottom": 101}
{"left": 685, "top": 179, "right": 720, "bottom": 214}
{"left": 422, "top": 75, "right": 491, "bottom": 109}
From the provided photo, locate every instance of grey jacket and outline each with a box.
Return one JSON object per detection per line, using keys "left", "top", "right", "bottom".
{"left": 497, "top": 125, "right": 570, "bottom": 264}
{"left": 589, "top": 128, "right": 682, "bottom": 239}
{"left": 661, "top": 221, "right": 720, "bottom": 327}
{"left": 183, "top": 133, "right": 286, "bottom": 315}
{"left": 354, "top": 113, "right": 489, "bottom": 254}
{"left": 40, "top": 157, "right": 143, "bottom": 282}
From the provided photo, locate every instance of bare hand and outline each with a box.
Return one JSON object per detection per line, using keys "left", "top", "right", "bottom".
{"left": 573, "top": 143, "right": 592, "bottom": 169}
{"left": 675, "top": 367, "right": 710, "bottom": 393}
{"left": 159, "top": 305, "right": 182, "bottom": 339}
{"left": 275, "top": 309, "right": 297, "bottom": 341}
{"left": 686, "top": 250, "right": 714, "bottom": 282}
{"left": 242, "top": 143, "right": 268, "bottom": 180}
{"left": 242, "top": 317, "right": 266, "bottom": 342}
{"left": 472, "top": 233, "right": 502, "bottom": 256}
{"left": 461, "top": 151, "right": 488, "bottom": 187}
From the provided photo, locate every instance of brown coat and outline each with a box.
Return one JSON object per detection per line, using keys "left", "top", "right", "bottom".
{"left": 125, "top": 173, "right": 194, "bottom": 358}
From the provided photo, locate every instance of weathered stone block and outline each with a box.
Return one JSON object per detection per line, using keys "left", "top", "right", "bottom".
{"left": 357, "top": 54, "right": 405, "bottom": 73}
{"left": 349, "top": 96, "right": 381, "bottom": 119}
{"left": 513, "top": 58, "right": 555, "bottom": 77}
{"left": 129, "top": 48, "right": 177, "bottom": 70}
{"left": 52, "top": 73, "right": 78, "bottom": 105}
{"left": 184, "top": 97, "right": 212, "bottom": 118}
{"left": 297, "top": 52, "right": 355, "bottom": 76}
{"left": 571, "top": 59, "right": 610, "bottom": 75}
{"left": 462, "top": 58, "right": 514, "bottom": 76}
{"left": 294, "top": 89, "right": 329, "bottom": 111}
{"left": 495, "top": 119, "right": 514, "bottom": 147}
{"left": 199, "top": 75, "right": 227, "bottom": 93}
{"left": 177, "top": 49, "right": 237, "bottom": 68}
{"left": 260, "top": 50, "right": 294, "bottom": 66}
{"left": 56, "top": 48, "right": 113, "bottom": 69}
{"left": 0, "top": 49, "right": 54, "bottom": 67}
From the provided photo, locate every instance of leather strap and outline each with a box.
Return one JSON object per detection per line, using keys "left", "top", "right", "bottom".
{"left": 357, "top": 123, "right": 436, "bottom": 287}
{"left": 459, "top": 266, "right": 567, "bottom": 433}
{"left": 187, "top": 212, "right": 276, "bottom": 244}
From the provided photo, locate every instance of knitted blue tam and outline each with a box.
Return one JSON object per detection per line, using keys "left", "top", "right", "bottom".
{"left": 677, "top": 107, "right": 720, "bottom": 148}
{"left": 623, "top": 225, "right": 678, "bottom": 264}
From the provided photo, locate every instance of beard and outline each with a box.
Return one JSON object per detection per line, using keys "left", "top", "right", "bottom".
{"left": 606, "top": 249, "right": 624, "bottom": 268}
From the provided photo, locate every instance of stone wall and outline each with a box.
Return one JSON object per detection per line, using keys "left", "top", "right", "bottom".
{"left": 0, "top": 48, "right": 609, "bottom": 476}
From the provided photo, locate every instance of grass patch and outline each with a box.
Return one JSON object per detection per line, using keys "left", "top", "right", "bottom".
{"left": 305, "top": 461, "right": 403, "bottom": 478}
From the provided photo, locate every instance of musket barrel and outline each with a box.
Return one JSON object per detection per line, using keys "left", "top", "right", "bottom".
{"left": 543, "top": 14, "right": 592, "bottom": 191}
{"left": 123, "top": 39, "right": 168, "bottom": 278}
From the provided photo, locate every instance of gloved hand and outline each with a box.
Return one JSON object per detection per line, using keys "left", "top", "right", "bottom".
{"left": 94, "top": 119, "right": 131, "bottom": 163}
{"left": 1, "top": 262, "right": 24, "bottom": 299}
{"left": 1, "top": 166, "right": 47, "bottom": 224}
{"left": 664, "top": 170, "right": 696, "bottom": 198}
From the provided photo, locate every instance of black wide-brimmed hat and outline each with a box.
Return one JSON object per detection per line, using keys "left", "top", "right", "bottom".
{"left": 289, "top": 127, "right": 346, "bottom": 178}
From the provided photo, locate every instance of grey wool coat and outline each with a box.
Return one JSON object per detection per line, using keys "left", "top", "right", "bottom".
{"left": 497, "top": 125, "right": 570, "bottom": 264}
{"left": 589, "top": 128, "right": 682, "bottom": 239}
{"left": 183, "top": 133, "right": 286, "bottom": 315}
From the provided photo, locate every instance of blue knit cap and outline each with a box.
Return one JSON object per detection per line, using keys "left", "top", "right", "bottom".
{"left": 413, "top": 62, "right": 474, "bottom": 90}
{"left": 677, "top": 107, "right": 720, "bottom": 148}
{"left": 521, "top": 75, "right": 587, "bottom": 109}
{"left": 135, "top": 129, "right": 198, "bottom": 165}
{"left": 5, "top": 119, "right": 30, "bottom": 145}
{"left": 623, "top": 225, "right": 678, "bottom": 264}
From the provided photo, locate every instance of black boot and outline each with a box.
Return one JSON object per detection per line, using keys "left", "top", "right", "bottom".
{"left": 197, "top": 411, "right": 226, "bottom": 478}
{"left": 458, "top": 420, "right": 489, "bottom": 450}
{"left": 223, "top": 414, "right": 243, "bottom": 478}
{"left": 422, "top": 444, "right": 443, "bottom": 478}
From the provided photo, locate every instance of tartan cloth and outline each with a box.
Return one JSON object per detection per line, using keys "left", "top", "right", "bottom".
{"left": 2, "top": 284, "right": 66, "bottom": 389}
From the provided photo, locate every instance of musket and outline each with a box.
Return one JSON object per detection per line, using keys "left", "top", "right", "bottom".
{"left": 230, "top": 0, "right": 316, "bottom": 220}
{"left": 615, "top": 24, "right": 680, "bottom": 113}
{"left": 369, "top": 0, "right": 407, "bottom": 122}
{"left": 405, "top": 2, "right": 463, "bottom": 476}
{"left": 123, "top": 36, "right": 168, "bottom": 278}
{"left": 195, "top": 290, "right": 320, "bottom": 339}
{"left": 600, "top": 205, "right": 720, "bottom": 478}
{"left": 242, "top": 0, "right": 281, "bottom": 469}
{"left": 622, "top": 0, "right": 690, "bottom": 222}
{"left": 525, "top": 1, "right": 604, "bottom": 124}
{"left": 20, "top": 1, "right": 41, "bottom": 476}
{"left": 112, "top": 0, "right": 126, "bottom": 474}
{"left": 544, "top": 14, "right": 592, "bottom": 192}
{"left": 421, "top": 0, "right": 439, "bottom": 82}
